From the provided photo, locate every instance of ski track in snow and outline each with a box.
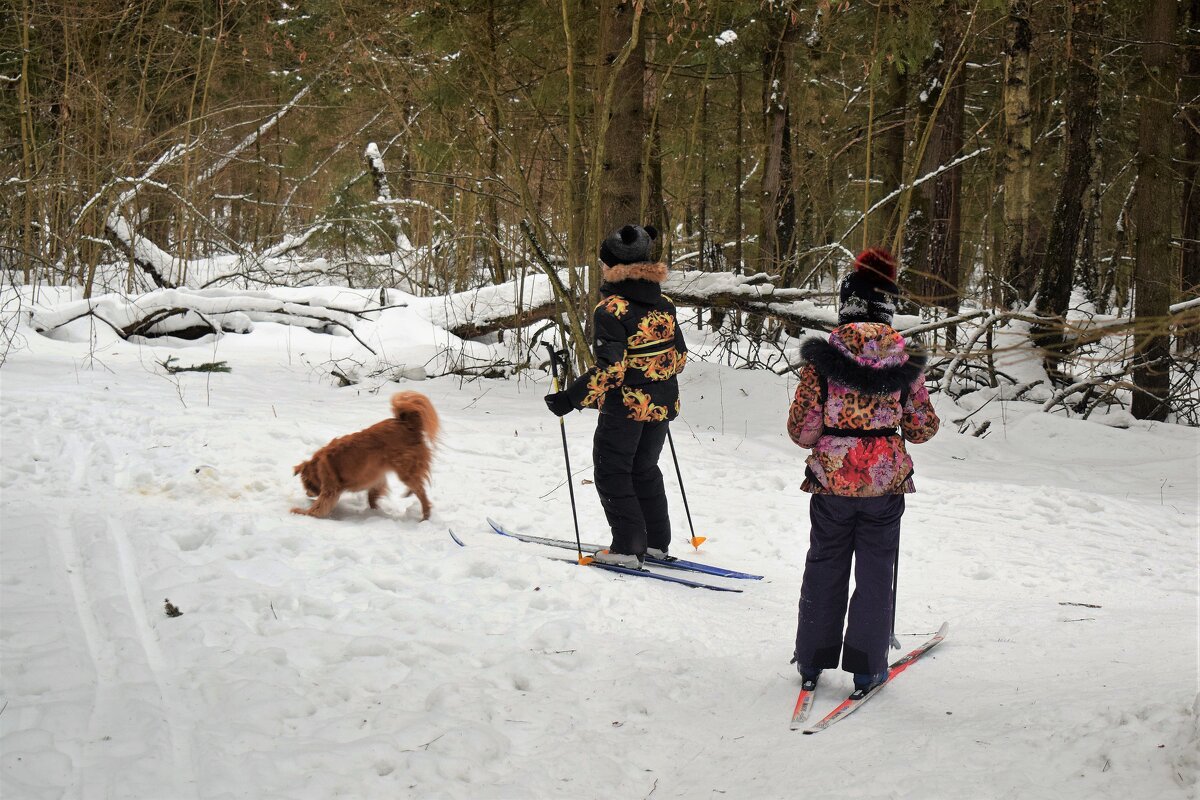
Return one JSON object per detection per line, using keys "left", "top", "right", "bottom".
{"left": 1, "top": 323, "right": 1197, "bottom": 799}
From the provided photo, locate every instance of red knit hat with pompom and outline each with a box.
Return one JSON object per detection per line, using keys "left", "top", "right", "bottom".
{"left": 853, "top": 247, "right": 898, "bottom": 282}
{"left": 839, "top": 247, "right": 900, "bottom": 325}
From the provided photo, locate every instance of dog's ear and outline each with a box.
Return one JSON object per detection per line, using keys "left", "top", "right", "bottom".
{"left": 293, "top": 462, "right": 306, "bottom": 475}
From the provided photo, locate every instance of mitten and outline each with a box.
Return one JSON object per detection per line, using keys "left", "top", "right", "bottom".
{"left": 544, "top": 391, "right": 575, "bottom": 417}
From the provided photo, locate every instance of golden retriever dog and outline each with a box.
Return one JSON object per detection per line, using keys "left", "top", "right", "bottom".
{"left": 292, "top": 392, "right": 438, "bottom": 520}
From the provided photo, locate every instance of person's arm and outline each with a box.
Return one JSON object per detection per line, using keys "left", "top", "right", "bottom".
{"left": 786, "top": 365, "right": 824, "bottom": 448}
{"left": 563, "top": 303, "right": 627, "bottom": 409}
{"left": 900, "top": 373, "right": 940, "bottom": 443}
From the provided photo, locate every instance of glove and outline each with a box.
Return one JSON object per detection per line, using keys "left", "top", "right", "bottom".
{"left": 544, "top": 391, "right": 575, "bottom": 417}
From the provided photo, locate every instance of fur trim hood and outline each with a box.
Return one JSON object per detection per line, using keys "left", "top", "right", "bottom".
{"left": 601, "top": 261, "right": 668, "bottom": 284}
{"left": 801, "top": 323, "right": 927, "bottom": 396}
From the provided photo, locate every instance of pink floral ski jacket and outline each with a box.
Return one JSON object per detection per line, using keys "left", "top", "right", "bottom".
{"left": 787, "top": 323, "right": 940, "bottom": 496}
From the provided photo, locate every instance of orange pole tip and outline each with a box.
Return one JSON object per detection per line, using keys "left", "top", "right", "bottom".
{"left": 690, "top": 536, "right": 707, "bottom": 550}
{"left": 578, "top": 555, "right": 595, "bottom": 566}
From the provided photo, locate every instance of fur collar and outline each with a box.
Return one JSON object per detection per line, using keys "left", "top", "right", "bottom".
{"left": 801, "top": 336, "right": 928, "bottom": 396}
{"left": 601, "top": 261, "right": 668, "bottom": 284}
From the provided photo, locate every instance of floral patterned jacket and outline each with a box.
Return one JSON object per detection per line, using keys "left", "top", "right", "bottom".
{"left": 563, "top": 262, "right": 687, "bottom": 422}
{"left": 787, "top": 323, "right": 939, "bottom": 496}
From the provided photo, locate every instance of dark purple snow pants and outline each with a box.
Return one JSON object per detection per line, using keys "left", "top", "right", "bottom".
{"left": 793, "top": 493, "right": 904, "bottom": 676}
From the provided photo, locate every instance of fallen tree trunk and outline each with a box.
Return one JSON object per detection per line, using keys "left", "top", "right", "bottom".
{"left": 437, "top": 269, "right": 879, "bottom": 340}
{"left": 32, "top": 288, "right": 397, "bottom": 354}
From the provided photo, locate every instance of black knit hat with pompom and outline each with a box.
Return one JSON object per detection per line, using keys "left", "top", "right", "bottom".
{"left": 599, "top": 224, "right": 658, "bottom": 267}
{"left": 838, "top": 247, "right": 900, "bottom": 325}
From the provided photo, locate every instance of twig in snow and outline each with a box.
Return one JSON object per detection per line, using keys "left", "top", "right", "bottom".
{"left": 538, "top": 465, "right": 594, "bottom": 500}
{"left": 159, "top": 356, "right": 231, "bottom": 374}
{"left": 400, "top": 733, "right": 446, "bottom": 753}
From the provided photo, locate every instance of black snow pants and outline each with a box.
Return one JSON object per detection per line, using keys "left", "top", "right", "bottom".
{"left": 793, "top": 493, "right": 904, "bottom": 676}
{"left": 592, "top": 412, "right": 671, "bottom": 556}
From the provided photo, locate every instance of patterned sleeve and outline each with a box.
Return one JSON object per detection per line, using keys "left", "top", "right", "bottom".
{"left": 564, "top": 302, "right": 627, "bottom": 409}
{"left": 787, "top": 365, "right": 825, "bottom": 448}
{"left": 900, "top": 373, "right": 940, "bottom": 443}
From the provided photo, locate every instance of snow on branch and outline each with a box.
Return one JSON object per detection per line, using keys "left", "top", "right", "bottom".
{"left": 365, "top": 142, "right": 415, "bottom": 252}
{"left": 193, "top": 84, "right": 313, "bottom": 189}
{"left": 259, "top": 225, "right": 329, "bottom": 260}
{"left": 104, "top": 209, "right": 183, "bottom": 289}
{"left": 102, "top": 86, "right": 319, "bottom": 288}
{"left": 831, "top": 147, "right": 991, "bottom": 254}
{"left": 1169, "top": 297, "right": 1200, "bottom": 314}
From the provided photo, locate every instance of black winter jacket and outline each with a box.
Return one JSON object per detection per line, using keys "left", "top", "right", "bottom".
{"left": 564, "top": 262, "right": 687, "bottom": 421}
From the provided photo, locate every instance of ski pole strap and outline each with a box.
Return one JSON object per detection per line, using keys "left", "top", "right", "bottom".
{"left": 544, "top": 342, "right": 569, "bottom": 383}
{"left": 821, "top": 427, "right": 900, "bottom": 438}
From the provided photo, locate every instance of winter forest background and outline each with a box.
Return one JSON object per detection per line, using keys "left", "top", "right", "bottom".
{"left": 2, "top": 3, "right": 1199, "bottom": 798}
{"left": 3, "top": 0, "right": 1199, "bottom": 421}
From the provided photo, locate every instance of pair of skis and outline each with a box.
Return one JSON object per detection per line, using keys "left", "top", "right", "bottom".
{"left": 485, "top": 518, "right": 761, "bottom": 592}
{"left": 479, "top": 520, "right": 947, "bottom": 733}
{"left": 790, "top": 621, "right": 949, "bottom": 734}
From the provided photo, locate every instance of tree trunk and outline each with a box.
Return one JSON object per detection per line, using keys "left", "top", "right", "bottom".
{"left": 1131, "top": 0, "right": 1179, "bottom": 420}
{"left": 906, "top": 6, "right": 967, "bottom": 325}
{"left": 485, "top": 3, "right": 506, "bottom": 284}
{"left": 561, "top": 0, "right": 586, "bottom": 295}
{"left": 794, "top": 7, "right": 825, "bottom": 286}
{"left": 643, "top": 35, "right": 668, "bottom": 262}
{"left": 586, "top": 0, "right": 646, "bottom": 320}
{"left": 761, "top": 3, "right": 798, "bottom": 282}
{"left": 598, "top": 0, "right": 645, "bottom": 233}
{"left": 1182, "top": 0, "right": 1200, "bottom": 309}
{"left": 877, "top": 61, "right": 907, "bottom": 246}
{"left": 699, "top": 80, "right": 709, "bottom": 272}
{"left": 1000, "top": 0, "right": 1033, "bottom": 308}
{"left": 1034, "top": 0, "right": 1102, "bottom": 366}
{"left": 734, "top": 67, "right": 745, "bottom": 275}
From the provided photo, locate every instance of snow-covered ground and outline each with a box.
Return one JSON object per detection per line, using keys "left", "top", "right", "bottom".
{"left": 1, "top": 286, "right": 1197, "bottom": 799}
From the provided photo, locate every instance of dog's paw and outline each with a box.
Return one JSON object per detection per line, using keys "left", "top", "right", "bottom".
{"left": 290, "top": 507, "right": 309, "bottom": 515}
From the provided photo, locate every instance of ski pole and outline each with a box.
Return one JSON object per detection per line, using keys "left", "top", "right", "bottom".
{"left": 889, "top": 549, "right": 901, "bottom": 649}
{"left": 665, "top": 426, "right": 706, "bottom": 550}
{"left": 543, "top": 342, "right": 590, "bottom": 565}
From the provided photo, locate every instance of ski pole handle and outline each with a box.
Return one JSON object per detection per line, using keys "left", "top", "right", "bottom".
{"left": 543, "top": 342, "right": 570, "bottom": 390}
{"left": 543, "top": 341, "right": 561, "bottom": 382}
{"left": 541, "top": 341, "right": 588, "bottom": 563}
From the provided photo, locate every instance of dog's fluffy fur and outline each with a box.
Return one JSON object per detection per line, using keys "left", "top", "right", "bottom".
{"left": 292, "top": 392, "right": 438, "bottom": 519}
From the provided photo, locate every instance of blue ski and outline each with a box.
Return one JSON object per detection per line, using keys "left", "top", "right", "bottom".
{"left": 486, "top": 518, "right": 763, "bottom": 580}
{"left": 543, "top": 557, "right": 742, "bottom": 593}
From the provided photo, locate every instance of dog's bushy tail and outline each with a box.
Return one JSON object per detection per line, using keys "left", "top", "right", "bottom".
{"left": 390, "top": 391, "right": 439, "bottom": 443}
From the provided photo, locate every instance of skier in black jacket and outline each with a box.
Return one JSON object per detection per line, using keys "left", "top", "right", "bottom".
{"left": 543, "top": 224, "right": 687, "bottom": 567}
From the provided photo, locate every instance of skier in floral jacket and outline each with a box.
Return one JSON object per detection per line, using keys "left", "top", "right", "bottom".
{"left": 543, "top": 224, "right": 687, "bottom": 567}
{"left": 788, "top": 248, "right": 939, "bottom": 698}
